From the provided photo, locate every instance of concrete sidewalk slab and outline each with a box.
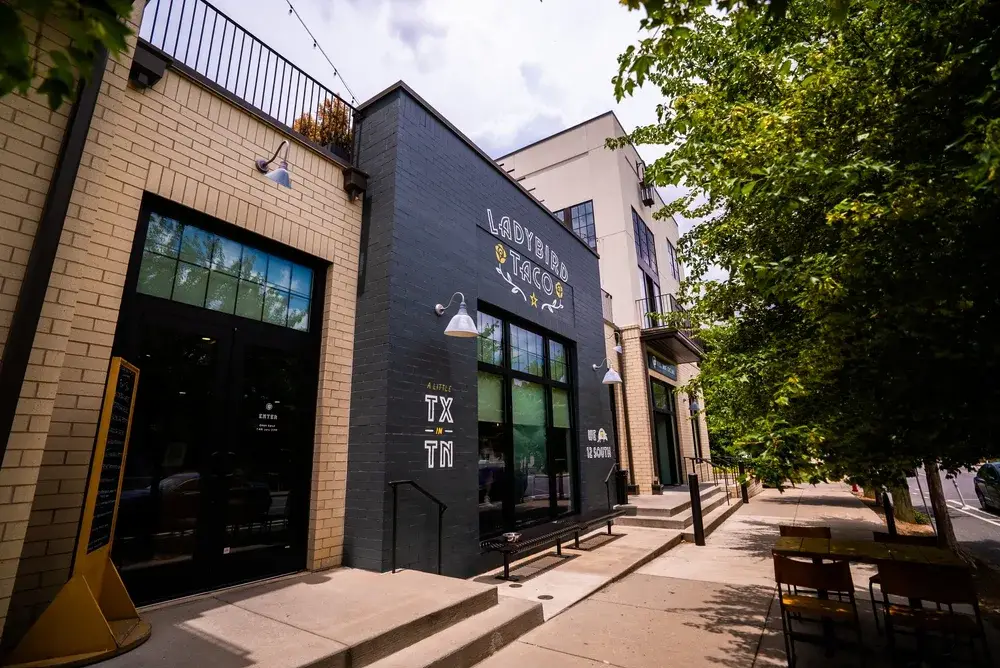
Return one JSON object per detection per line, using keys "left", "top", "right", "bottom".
{"left": 481, "top": 526, "right": 682, "bottom": 619}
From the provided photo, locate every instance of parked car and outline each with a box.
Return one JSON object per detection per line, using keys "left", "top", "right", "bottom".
{"left": 973, "top": 462, "right": 1000, "bottom": 512}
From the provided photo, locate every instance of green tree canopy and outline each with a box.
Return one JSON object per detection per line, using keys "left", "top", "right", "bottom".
{"left": 1, "top": 1, "right": 133, "bottom": 110}
{"left": 612, "top": 0, "right": 1000, "bottom": 502}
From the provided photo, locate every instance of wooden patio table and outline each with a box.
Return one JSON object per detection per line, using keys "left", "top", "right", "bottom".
{"left": 772, "top": 536, "right": 967, "bottom": 568}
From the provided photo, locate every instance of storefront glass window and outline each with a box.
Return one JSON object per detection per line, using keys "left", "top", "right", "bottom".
{"left": 512, "top": 379, "right": 548, "bottom": 526}
{"left": 549, "top": 341, "right": 568, "bottom": 383}
{"left": 137, "top": 213, "right": 312, "bottom": 332}
{"left": 651, "top": 381, "right": 673, "bottom": 411}
{"left": 478, "top": 371, "right": 506, "bottom": 536}
{"left": 477, "top": 313, "right": 504, "bottom": 366}
{"left": 477, "top": 310, "right": 575, "bottom": 536}
{"left": 510, "top": 324, "right": 544, "bottom": 376}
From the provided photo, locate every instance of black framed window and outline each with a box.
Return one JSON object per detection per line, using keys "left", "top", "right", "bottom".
{"left": 632, "top": 208, "right": 657, "bottom": 274}
{"left": 553, "top": 200, "right": 597, "bottom": 250}
{"left": 477, "top": 310, "right": 575, "bottom": 536}
{"left": 666, "top": 241, "right": 680, "bottom": 280}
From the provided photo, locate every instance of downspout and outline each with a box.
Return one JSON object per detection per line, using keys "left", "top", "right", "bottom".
{"left": 0, "top": 49, "right": 109, "bottom": 460}
{"left": 615, "top": 328, "right": 637, "bottom": 490}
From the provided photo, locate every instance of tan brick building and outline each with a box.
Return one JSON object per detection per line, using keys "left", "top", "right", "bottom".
{"left": 498, "top": 113, "right": 712, "bottom": 496}
{"left": 0, "top": 1, "right": 362, "bottom": 644}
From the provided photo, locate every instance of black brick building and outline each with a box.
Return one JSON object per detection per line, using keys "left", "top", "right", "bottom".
{"left": 345, "top": 83, "right": 615, "bottom": 577}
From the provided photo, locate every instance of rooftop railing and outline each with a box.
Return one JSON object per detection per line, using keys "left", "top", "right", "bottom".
{"left": 139, "top": 0, "right": 356, "bottom": 163}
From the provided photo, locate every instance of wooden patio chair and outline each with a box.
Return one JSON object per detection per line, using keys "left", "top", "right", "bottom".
{"left": 773, "top": 554, "right": 865, "bottom": 667}
{"left": 779, "top": 525, "right": 832, "bottom": 539}
{"left": 876, "top": 561, "right": 992, "bottom": 665}
{"left": 868, "top": 532, "right": 940, "bottom": 633}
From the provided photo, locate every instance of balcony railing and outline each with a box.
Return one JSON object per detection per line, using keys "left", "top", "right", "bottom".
{"left": 635, "top": 293, "right": 692, "bottom": 334}
{"left": 139, "top": 0, "right": 356, "bottom": 163}
{"left": 602, "top": 289, "right": 614, "bottom": 323}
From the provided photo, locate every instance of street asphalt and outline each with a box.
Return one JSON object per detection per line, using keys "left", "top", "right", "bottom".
{"left": 906, "top": 466, "right": 1000, "bottom": 567}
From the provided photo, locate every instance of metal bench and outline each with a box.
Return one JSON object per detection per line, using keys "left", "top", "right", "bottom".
{"left": 482, "top": 508, "right": 627, "bottom": 580}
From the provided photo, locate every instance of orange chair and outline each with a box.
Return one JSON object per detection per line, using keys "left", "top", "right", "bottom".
{"left": 773, "top": 554, "right": 865, "bottom": 667}
{"left": 876, "top": 561, "right": 991, "bottom": 664}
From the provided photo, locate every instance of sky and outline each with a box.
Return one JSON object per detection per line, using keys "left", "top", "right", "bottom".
{"left": 155, "top": 0, "right": 697, "bottom": 235}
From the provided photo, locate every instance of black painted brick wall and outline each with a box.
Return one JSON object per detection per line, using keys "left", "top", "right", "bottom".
{"left": 346, "top": 85, "right": 614, "bottom": 577}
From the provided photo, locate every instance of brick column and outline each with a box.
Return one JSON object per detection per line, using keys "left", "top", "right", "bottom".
{"left": 620, "top": 326, "right": 654, "bottom": 494}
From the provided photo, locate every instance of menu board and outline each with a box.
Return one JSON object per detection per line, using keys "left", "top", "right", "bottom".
{"left": 86, "top": 361, "right": 137, "bottom": 554}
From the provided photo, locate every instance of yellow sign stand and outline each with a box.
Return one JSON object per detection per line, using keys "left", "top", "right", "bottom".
{"left": 5, "top": 358, "right": 149, "bottom": 667}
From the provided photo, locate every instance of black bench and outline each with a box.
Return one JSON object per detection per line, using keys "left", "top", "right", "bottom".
{"left": 570, "top": 507, "right": 627, "bottom": 549}
{"left": 482, "top": 507, "right": 627, "bottom": 580}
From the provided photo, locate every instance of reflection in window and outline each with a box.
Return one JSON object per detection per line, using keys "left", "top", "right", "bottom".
{"left": 478, "top": 371, "right": 505, "bottom": 535}
{"left": 651, "top": 381, "right": 672, "bottom": 411}
{"left": 513, "top": 379, "right": 548, "bottom": 526}
{"left": 477, "top": 313, "right": 504, "bottom": 366}
{"left": 549, "top": 341, "right": 568, "bottom": 383}
{"left": 137, "top": 213, "right": 312, "bottom": 332}
{"left": 632, "top": 208, "right": 657, "bottom": 273}
{"left": 510, "top": 325, "right": 544, "bottom": 376}
{"left": 551, "top": 387, "right": 572, "bottom": 512}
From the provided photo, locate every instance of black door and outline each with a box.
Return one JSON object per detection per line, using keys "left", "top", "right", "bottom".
{"left": 111, "top": 298, "right": 316, "bottom": 604}
{"left": 650, "top": 379, "right": 680, "bottom": 486}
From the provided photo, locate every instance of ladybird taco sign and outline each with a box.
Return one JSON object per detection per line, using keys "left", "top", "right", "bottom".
{"left": 486, "top": 209, "right": 571, "bottom": 316}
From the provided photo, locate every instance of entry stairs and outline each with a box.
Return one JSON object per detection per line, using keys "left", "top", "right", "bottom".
{"left": 104, "top": 568, "right": 541, "bottom": 668}
{"left": 615, "top": 482, "right": 743, "bottom": 541}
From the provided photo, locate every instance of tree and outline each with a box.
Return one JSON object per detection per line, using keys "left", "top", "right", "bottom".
{"left": 613, "top": 0, "right": 1000, "bottom": 549}
{"left": 0, "top": 1, "right": 133, "bottom": 110}
{"left": 292, "top": 96, "right": 353, "bottom": 158}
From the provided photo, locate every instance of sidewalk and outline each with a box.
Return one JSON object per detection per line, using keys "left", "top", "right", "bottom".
{"left": 477, "top": 483, "right": 999, "bottom": 667}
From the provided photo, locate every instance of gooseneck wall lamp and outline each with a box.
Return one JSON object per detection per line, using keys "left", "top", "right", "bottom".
{"left": 592, "top": 358, "right": 623, "bottom": 385}
{"left": 255, "top": 140, "right": 292, "bottom": 188}
{"left": 435, "top": 292, "right": 479, "bottom": 338}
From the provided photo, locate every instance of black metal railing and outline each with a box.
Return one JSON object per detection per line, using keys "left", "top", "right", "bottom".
{"left": 604, "top": 462, "right": 619, "bottom": 510}
{"left": 635, "top": 293, "right": 692, "bottom": 333}
{"left": 683, "top": 456, "right": 739, "bottom": 506}
{"left": 601, "top": 289, "right": 614, "bottom": 323}
{"left": 139, "top": 0, "right": 356, "bottom": 162}
{"left": 389, "top": 479, "right": 446, "bottom": 575}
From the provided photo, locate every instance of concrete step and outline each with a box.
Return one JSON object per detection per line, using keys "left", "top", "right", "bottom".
{"left": 681, "top": 497, "right": 744, "bottom": 542}
{"left": 366, "top": 598, "right": 543, "bottom": 668}
{"left": 615, "top": 492, "right": 729, "bottom": 530}
{"left": 621, "top": 485, "right": 725, "bottom": 518}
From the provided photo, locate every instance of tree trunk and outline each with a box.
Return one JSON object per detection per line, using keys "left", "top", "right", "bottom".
{"left": 889, "top": 480, "right": 916, "bottom": 523}
{"left": 924, "top": 461, "right": 958, "bottom": 550}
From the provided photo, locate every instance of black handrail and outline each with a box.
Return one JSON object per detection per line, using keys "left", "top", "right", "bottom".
{"left": 138, "top": 0, "right": 357, "bottom": 162}
{"left": 603, "top": 462, "right": 620, "bottom": 511}
{"left": 683, "top": 456, "right": 737, "bottom": 505}
{"left": 389, "top": 479, "right": 447, "bottom": 575}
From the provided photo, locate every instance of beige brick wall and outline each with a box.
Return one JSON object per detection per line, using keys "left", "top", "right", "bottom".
{"left": 1, "top": 6, "right": 362, "bottom": 643}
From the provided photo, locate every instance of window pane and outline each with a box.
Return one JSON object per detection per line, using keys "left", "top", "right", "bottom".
{"left": 552, "top": 388, "right": 570, "bottom": 428}
{"left": 241, "top": 248, "right": 268, "bottom": 283}
{"left": 172, "top": 262, "right": 209, "bottom": 306}
{"left": 205, "top": 272, "right": 238, "bottom": 313}
{"left": 477, "top": 313, "right": 504, "bottom": 366}
{"left": 287, "top": 295, "right": 310, "bottom": 332}
{"left": 137, "top": 252, "right": 177, "bottom": 298}
{"left": 549, "top": 341, "right": 567, "bottom": 383}
{"left": 179, "top": 226, "right": 215, "bottom": 268}
{"left": 651, "top": 381, "right": 672, "bottom": 411}
{"left": 290, "top": 264, "right": 313, "bottom": 297}
{"left": 479, "top": 413, "right": 506, "bottom": 536}
{"left": 266, "top": 256, "right": 292, "bottom": 290}
{"left": 478, "top": 371, "right": 504, "bottom": 423}
{"left": 513, "top": 379, "right": 548, "bottom": 526}
{"left": 263, "top": 287, "right": 290, "bottom": 326}
{"left": 212, "top": 237, "right": 243, "bottom": 276}
{"left": 235, "top": 280, "right": 265, "bottom": 320}
{"left": 510, "top": 324, "right": 544, "bottom": 376}
{"left": 144, "top": 214, "right": 182, "bottom": 257}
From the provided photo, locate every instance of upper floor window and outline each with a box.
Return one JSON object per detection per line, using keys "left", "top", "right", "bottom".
{"left": 553, "top": 200, "right": 596, "bottom": 250}
{"left": 666, "top": 241, "right": 680, "bottom": 280}
{"left": 632, "top": 208, "right": 657, "bottom": 274}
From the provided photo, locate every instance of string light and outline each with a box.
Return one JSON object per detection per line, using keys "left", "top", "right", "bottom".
{"left": 285, "top": 0, "right": 358, "bottom": 105}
